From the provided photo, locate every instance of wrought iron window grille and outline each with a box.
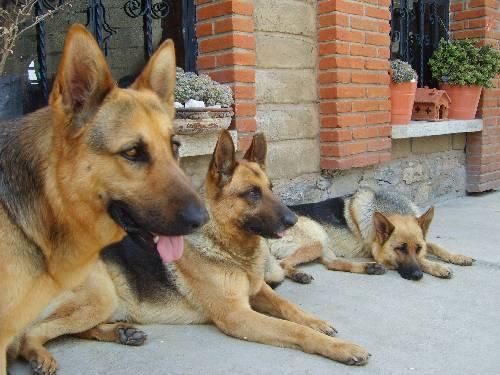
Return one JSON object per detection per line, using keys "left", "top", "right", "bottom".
{"left": 390, "top": 0, "right": 450, "bottom": 88}
{"left": 32, "top": 0, "right": 197, "bottom": 106}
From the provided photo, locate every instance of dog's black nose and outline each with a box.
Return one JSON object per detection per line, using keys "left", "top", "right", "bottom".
{"left": 282, "top": 209, "right": 298, "bottom": 229}
{"left": 410, "top": 269, "right": 423, "bottom": 281}
{"left": 178, "top": 201, "right": 209, "bottom": 231}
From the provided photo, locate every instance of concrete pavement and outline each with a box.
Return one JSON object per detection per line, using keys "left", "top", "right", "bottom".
{"left": 9, "top": 191, "right": 500, "bottom": 375}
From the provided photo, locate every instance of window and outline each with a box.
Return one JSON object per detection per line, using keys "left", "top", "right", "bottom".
{"left": 390, "top": 0, "right": 450, "bottom": 88}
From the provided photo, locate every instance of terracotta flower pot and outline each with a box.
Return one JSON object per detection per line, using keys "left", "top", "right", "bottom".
{"left": 390, "top": 81, "right": 417, "bottom": 125}
{"left": 439, "top": 84, "right": 482, "bottom": 120}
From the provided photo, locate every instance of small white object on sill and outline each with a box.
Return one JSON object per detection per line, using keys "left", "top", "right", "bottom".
{"left": 184, "top": 99, "right": 205, "bottom": 108}
{"left": 174, "top": 102, "right": 184, "bottom": 108}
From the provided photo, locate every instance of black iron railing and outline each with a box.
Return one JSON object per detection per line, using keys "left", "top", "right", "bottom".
{"left": 390, "top": 0, "right": 450, "bottom": 88}
{"left": 33, "top": 0, "right": 197, "bottom": 105}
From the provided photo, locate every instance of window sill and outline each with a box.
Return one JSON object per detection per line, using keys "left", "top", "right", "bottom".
{"left": 177, "top": 130, "right": 238, "bottom": 158}
{"left": 391, "top": 119, "right": 483, "bottom": 139}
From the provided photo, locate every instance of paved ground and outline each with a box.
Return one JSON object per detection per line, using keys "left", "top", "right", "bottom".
{"left": 9, "top": 191, "right": 500, "bottom": 375}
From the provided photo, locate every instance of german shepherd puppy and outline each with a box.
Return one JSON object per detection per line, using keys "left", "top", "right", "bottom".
{"left": 0, "top": 24, "right": 207, "bottom": 374}
{"left": 19, "top": 131, "right": 370, "bottom": 374}
{"left": 265, "top": 188, "right": 474, "bottom": 284}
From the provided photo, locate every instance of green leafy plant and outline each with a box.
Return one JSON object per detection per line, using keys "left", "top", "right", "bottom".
{"left": 429, "top": 39, "right": 500, "bottom": 87}
{"left": 390, "top": 59, "right": 418, "bottom": 83}
{"left": 175, "top": 68, "right": 234, "bottom": 107}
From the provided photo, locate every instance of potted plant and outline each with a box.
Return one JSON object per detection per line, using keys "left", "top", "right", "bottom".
{"left": 429, "top": 39, "right": 500, "bottom": 120}
{"left": 174, "top": 68, "right": 234, "bottom": 135}
{"left": 390, "top": 59, "right": 418, "bottom": 125}
{"left": 0, "top": 0, "right": 70, "bottom": 120}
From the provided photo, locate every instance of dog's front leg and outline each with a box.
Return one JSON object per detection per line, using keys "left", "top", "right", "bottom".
{"left": 250, "top": 283, "right": 337, "bottom": 336}
{"left": 0, "top": 339, "right": 8, "bottom": 375}
{"left": 427, "top": 242, "right": 474, "bottom": 266}
{"left": 418, "top": 258, "right": 453, "bottom": 279}
{"left": 212, "top": 303, "right": 369, "bottom": 366}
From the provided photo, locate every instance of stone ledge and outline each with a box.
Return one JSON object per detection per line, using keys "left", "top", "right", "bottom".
{"left": 392, "top": 119, "right": 483, "bottom": 139}
{"left": 178, "top": 130, "right": 238, "bottom": 158}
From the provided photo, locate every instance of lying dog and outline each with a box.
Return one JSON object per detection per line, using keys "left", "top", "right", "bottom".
{"left": 19, "top": 131, "right": 370, "bottom": 374}
{"left": 0, "top": 24, "right": 207, "bottom": 374}
{"left": 265, "top": 188, "right": 474, "bottom": 284}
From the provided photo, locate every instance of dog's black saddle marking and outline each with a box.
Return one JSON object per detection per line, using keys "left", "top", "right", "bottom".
{"left": 289, "top": 197, "right": 347, "bottom": 227}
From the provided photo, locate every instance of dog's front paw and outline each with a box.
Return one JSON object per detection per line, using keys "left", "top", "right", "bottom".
{"left": 290, "top": 271, "right": 314, "bottom": 284}
{"left": 330, "top": 342, "right": 370, "bottom": 366}
{"left": 366, "top": 263, "right": 386, "bottom": 275}
{"left": 448, "top": 254, "right": 475, "bottom": 266}
{"left": 30, "top": 355, "right": 58, "bottom": 375}
{"left": 306, "top": 318, "right": 338, "bottom": 337}
{"left": 118, "top": 327, "right": 147, "bottom": 346}
{"left": 435, "top": 266, "right": 453, "bottom": 279}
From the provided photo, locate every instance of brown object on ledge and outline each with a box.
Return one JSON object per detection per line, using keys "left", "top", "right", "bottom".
{"left": 411, "top": 87, "right": 451, "bottom": 121}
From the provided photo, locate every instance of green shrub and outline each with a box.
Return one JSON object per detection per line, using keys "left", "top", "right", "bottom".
{"left": 390, "top": 59, "right": 418, "bottom": 83}
{"left": 429, "top": 39, "right": 500, "bottom": 87}
{"left": 175, "top": 68, "right": 234, "bottom": 107}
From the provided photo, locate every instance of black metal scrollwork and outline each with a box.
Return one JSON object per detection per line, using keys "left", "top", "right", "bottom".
{"left": 86, "top": 0, "right": 117, "bottom": 56}
{"left": 124, "top": 0, "right": 170, "bottom": 19}
{"left": 35, "top": 0, "right": 64, "bottom": 103}
{"left": 390, "top": 0, "right": 450, "bottom": 88}
{"left": 124, "top": 0, "right": 171, "bottom": 58}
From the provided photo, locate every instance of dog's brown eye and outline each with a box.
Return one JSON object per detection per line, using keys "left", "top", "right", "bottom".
{"left": 124, "top": 148, "right": 138, "bottom": 158}
{"left": 416, "top": 244, "right": 422, "bottom": 253}
{"left": 242, "top": 187, "right": 261, "bottom": 202}
{"left": 395, "top": 243, "right": 408, "bottom": 254}
{"left": 120, "top": 143, "right": 149, "bottom": 163}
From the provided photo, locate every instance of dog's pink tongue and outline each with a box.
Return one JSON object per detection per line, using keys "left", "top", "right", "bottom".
{"left": 276, "top": 230, "right": 288, "bottom": 238}
{"left": 156, "top": 236, "right": 184, "bottom": 263}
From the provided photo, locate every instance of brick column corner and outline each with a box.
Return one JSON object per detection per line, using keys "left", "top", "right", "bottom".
{"left": 451, "top": 0, "right": 500, "bottom": 192}
{"left": 318, "top": 0, "right": 392, "bottom": 170}
{"left": 195, "top": 0, "right": 256, "bottom": 151}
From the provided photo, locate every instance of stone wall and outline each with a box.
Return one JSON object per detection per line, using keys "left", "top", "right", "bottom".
{"left": 181, "top": 133, "right": 467, "bottom": 209}
{"left": 272, "top": 134, "right": 467, "bottom": 208}
{"left": 253, "top": 0, "right": 320, "bottom": 180}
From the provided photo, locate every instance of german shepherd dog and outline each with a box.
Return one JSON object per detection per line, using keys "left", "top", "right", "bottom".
{"left": 18, "top": 131, "right": 370, "bottom": 374}
{"left": 0, "top": 24, "right": 207, "bottom": 374}
{"left": 265, "top": 188, "right": 474, "bottom": 284}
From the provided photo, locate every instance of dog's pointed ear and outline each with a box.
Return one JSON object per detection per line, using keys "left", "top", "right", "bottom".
{"left": 417, "top": 206, "right": 434, "bottom": 237}
{"left": 50, "top": 24, "right": 114, "bottom": 128}
{"left": 373, "top": 212, "right": 395, "bottom": 244}
{"left": 243, "top": 133, "right": 267, "bottom": 169}
{"left": 131, "top": 39, "right": 176, "bottom": 118}
{"left": 209, "top": 130, "right": 236, "bottom": 186}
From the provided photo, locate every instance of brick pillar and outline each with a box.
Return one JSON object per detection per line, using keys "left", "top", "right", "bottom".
{"left": 317, "top": 0, "right": 392, "bottom": 169}
{"left": 451, "top": 0, "right": 500, "bottom": 192}
{"left": 196, "top": 0, "right": 256, "bottom": 150}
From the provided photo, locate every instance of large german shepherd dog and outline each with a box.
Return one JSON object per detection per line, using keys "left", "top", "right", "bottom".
{"left": 18, "top": 131, "right": 370, "bottom": 374}
{"left": 0, "top": 24, "right": 207, "bottom": 374}
{"left": 265, "top": 188, "right": 474, "bottom": 285}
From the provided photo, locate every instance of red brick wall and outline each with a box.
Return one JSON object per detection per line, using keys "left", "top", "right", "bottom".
{"left": 450, "top": 0, "right": 500, "bottom": 192}
{"left": 318, "top": 0, "right": 392, "bottom": 169}
{"left": 196, "top": 0, "right": 256, "bottom": 150}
